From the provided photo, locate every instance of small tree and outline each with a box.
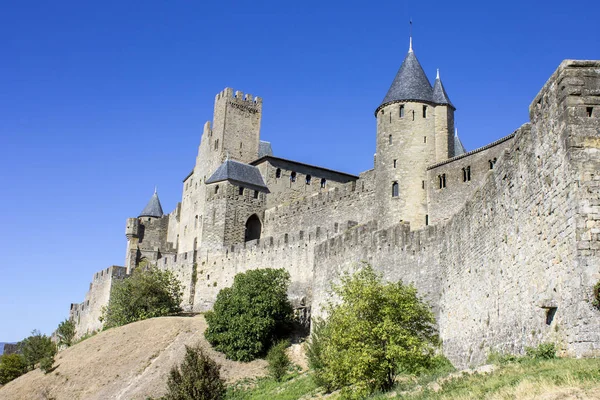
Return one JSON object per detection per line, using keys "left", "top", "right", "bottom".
{"left": 163, "top": 345, "right": 225, "bottom": 400}
{"left": 266, "top": 340, "right": 290, "bottom": 381}
{"left": 205, "top": 268, "right": 293, "bottom": 361}
{"left": 314, "top": 265, "right": 438, "bottom": 399}
{"left": 0, "top": 354, "right": 27, "bottom": 384}
{"left": 39, "top": 355, "right": 55, "bottom": 374}
{"left": 56, "top": 319, "right": 76, "bottom": 348}
{"left": 18, "top": 330, "right": 56, "bottom": 371}
{"left": 101, "top": 267, "right": 183, "bottom": 329}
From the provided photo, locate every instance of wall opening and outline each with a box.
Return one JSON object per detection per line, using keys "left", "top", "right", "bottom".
{"left": 545, "top": 307, "right": 557, "bottom": 325}
{"left": 389, "top": 134, "right": 393, "bottom": 145}
{"left": 393, "top": 159, "right": 397, "bottom": 168}
{"left": 306, "top": 174, "right": 312, "bottom": 184}
{"left": 392, "top": 181, "right": 399, "bottom": 197}
{"left": 587, "top": 107, "right": 593, "bottom": 117}
{"left": 290, "top": 171, "right": 297, "bottom": 182}
{"left": 438, "top": 174, "right": 447, "bottom": 188}
{"left": 320, "top": 178, "right": 326, "bottom": 188}
{"left": 254, "top": 190, "right": 259, "bottom": 199}
{"left": 423, "top": 105, "right": 427, "bottom": 118}
{"left": 215, "top": 185, "right": 219, "bottom": 194}
{"left": 399, "top": 105, "right": 405, "bottom": 118}
{"left": 425, "top": 214, "right": 429, "bottom": 226}
{"left": 424, "top": 136, "right": 427, "bottom": 143}
{"left": 238, "top": 186, "right": 244, "bottom": 195}
{"left": 275, "top": 168, "right": 281, "bottom": 178}
{"left": 244, "top": 214, "right": 262, "bottom": 242}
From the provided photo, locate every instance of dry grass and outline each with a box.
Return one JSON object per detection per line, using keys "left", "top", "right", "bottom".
{"left": 0, "top": 315, "right": 267, "bottom": 400}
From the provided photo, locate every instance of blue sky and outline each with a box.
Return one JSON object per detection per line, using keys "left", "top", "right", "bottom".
{"left": 1, "top": 1, "right": 598, "bottom": 341}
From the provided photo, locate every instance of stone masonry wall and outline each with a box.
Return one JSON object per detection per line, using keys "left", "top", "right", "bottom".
{"left": 427, "top": 131, "right": 517, "bottom": 226}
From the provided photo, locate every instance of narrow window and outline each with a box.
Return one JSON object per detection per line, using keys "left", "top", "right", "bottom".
{"left": 412, "top": 110, "right": 415, "bottom": 121}
{"left": 275, "top": 168, "right": 281, "bottom": 178}
{"left": 215, "top": 185, "right": 219, "bottom": 194}
{"left": 389, "top": 134, "right": 392, "bottom": 145}
{"left": 438, "top": 174, "right": 447, "bottom": 188}
{"left": 439, "top": 175, "right": 443, "bottom": 189}
{"left": 423, "top": 105, "right": 427, "bottom": 118}
{"left": 392, "top": 181, "right": 399, "bottom": 197}
{"left": 240, "top": 142, "right": 243, "bottom": 149}
{"left": 214, "top": 139, "right": 219, "bottom": 150}
{"left": 422, "top": 180, "right": 425, "bottom": 189}
{"left": 424, "top": 136, "right": 427, "bottom": 143}
{"left": 546, "top": 307, "right": 557, "bottom": 325}
{"left": 239, "top": 186, "right": 244, "bottom": 195}
{"left": 254, "top": 190, "right": 259, "bottom": 199}
{"left": 443, "top": 174, "right": 446, "bottom": 187}
{"left": 393, "top": 159, "right": 397, "bottom": 168}
{"left": 462, "top": 168, "right": 467, "bottom": 182}
{"left": 290, "top": 172, "right": 297, "bottom": 182}
{"left": 399, "top": 105, "right": 405, "bottom": 118}
{"left": 489, "top": 160, "right": 494, "bottom": 170}
{"left": 467, "top": 166, "right": 471, "bottom": 181}
{"left": 194, "top": 215, "right": 198, "bottom": 228}
{"left": 389, "top": 113, "right": 392, "bottom": 123}
{"left": 587, "top": 107, "right": 593, "bottom": 117}
{"left": 425, "top": 215, "right": 429, "bottom": 226}
{"left": 320, "top": 178, "right": 326, "bottom": 188}
{"left": 306, "top": 174, "right": 312, "bottom": 184}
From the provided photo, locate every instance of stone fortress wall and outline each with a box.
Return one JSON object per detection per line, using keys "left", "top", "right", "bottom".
{"left": 69, "top": 57, "right": 600, "bottom": 368}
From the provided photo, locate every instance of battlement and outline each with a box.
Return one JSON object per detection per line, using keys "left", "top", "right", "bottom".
{"left": 215, "top": 87, "right": 262, "bottom": 105}
{"left": 92, "top": 265, "right": 127, "bottom": 283}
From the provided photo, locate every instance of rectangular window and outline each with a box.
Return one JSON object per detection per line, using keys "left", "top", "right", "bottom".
{"left": 254, "top": 190, "right": 259, "bottom": 199}
{"left": 587, "top": 107, "right": 594, "bottom": 117}
{"left": 399, "top": 105, "right": 405, "bottom": 118}
{"left": 423, "top": 106, "right": 427, "bottom": 118}
{"left": 393, "top": 159, "right": 397, "bottom": 168}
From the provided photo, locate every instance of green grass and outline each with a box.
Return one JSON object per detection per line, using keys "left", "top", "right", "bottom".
{"left": 226, "top": 371, "right": 319, "bottom": 400}
{"left": 226, "top": 358, "right": 600, "bottom": 400}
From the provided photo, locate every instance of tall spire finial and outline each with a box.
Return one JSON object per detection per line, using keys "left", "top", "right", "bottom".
{"left": 409, "top": 19, "right": 413, "bottom": 52}
{"left": 436, "top": 68, "right": 440, "bottom": 80}
{"left": 455, "top": 128, "right": 458, "bottom": 137}
{"left": 154, "top": 186, "right": 157, "bottom": 195}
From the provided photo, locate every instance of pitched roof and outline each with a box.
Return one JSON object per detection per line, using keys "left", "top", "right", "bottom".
{"left": 432, "top": 70, "right": 454, "bottom": 108}
{"left": 379, "top": 50, "right": 433, "bottom": 110}
{"left": 139, "top": 190, "right": 164, "bottom": 218}
{"left": 258, "top": 140, "right": 273, "bottom": 157}
{"left": 206, "top": 159, "right": 269, "bottom": 192}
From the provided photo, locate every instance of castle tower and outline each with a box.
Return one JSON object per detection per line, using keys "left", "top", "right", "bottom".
{"left": 374, "top": 38, "right": 455, "bottom": 230}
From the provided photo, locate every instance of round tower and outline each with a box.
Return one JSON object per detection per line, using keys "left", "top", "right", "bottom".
{"left": 374, "top": 38, "right": 454, "bottom": 230}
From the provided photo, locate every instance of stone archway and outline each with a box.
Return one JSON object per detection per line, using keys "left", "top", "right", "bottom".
{"left": 245, "top": 214, "right": 262, "bottom": 242}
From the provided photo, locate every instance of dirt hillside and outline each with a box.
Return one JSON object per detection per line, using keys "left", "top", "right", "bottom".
{"left": 0, "top": 315, "right": 267, "bottom": 400}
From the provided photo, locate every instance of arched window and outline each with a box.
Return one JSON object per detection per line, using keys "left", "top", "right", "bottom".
{"left": 438, "top": 174, "right": 447, "bottom": 189}
{"left": 306, "top": 174, "right": 312, "bottom": 184}
{"left": 275, "top": 168, "right": 281, "bottom": 178}
{"left": 239, "top": 186, "right": 244, "bottom": 195}
{"left": 462, "top": 168, "right": 467, "bottom": 182}
{"left": 320, "top": 178, "right": 326, "bottom": 188}
{"left": 399, "top": 105, "right": 405, "bottom": 118}
{"left": 215, "top": 185, "right": 219, "bottom": 194}
{"left": 290, "top": 172, "right": 297, "bottom": 182}
{"left": 244, "top": 214, "right": 262, "bottom": 242}
{"left": 392, "top": 181, "right": 399, "bottom": 197}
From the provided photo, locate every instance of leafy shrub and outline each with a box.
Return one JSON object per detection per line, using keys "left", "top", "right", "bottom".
{"left": 525, "top": 342, "right": 557, "bottom": 359}
{"left": 18, "top": 330, "right": 56, "bottom": 371}
{"left": 205, "top": 268, "right": 293, "bottom": 361}
{"left": 306, "top": 318, "right": 329, "bottom": 388}
{"left": 56, "top": 319, "right": 76, "bottom": 348}
{"left": 314, "top": 264, "right": 439, "bottom": 399}
{"left": 487, "top": 350, "right": 518, "bottom": 365}
{"left": 39, "top": 355, "right": 55, "bottom": 374}
{"left": 266, "top": 340, "right": 290, "bottom": 381}
{"left": 100, "top": 267, "right": 183, "bottom": 329}
{"left": 162, "top": 345, "right": 225, "bottom": 400}
{"left": 0, "top": 354, "right": 27, "bottom": 384}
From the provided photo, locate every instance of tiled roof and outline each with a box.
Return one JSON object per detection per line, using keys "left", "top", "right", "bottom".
{"left": 206, "top": 159, "right": 269, "bottom": 192}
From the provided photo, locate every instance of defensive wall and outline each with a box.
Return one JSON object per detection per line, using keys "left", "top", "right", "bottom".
{"left": 70, "top": 265, "right": 127, "bottom": 336}
{"left": 312, "top": 60, "right": 600, "bottom": 368}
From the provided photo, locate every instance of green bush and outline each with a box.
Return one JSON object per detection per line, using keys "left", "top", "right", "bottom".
{"left": 205, "top": 268, "right": 293, "bottom": 361}
{"left": 266, "top": 340, "right": 290, "bottom": 381}
{"left": 18, "top": 330, "right": 56, "bottom": 371}
{"left": 100, "top": 267, "right": 183, "bottom": 329}
{"left": 56, "top": 319, "right": 76, "bottom": 348}
{"left": 162, "top": 345, "right": 225, "bottom": 400}
{"left": 39, "top": 355, "right": 55, "bottom": 374}
{"left": 0, "top": 353, "right": 27, "bottom": 384}
{"left": 313, "top": 264, "right": 439, "bottom": 399}
{"left": 525, "top": 342, "right": 557, "bottom": 360}
{"left": 593, "top": 281, "right": 600, "bottom": 310}
{"left": 306, "top": 318, "right": 329, "bottom": 389}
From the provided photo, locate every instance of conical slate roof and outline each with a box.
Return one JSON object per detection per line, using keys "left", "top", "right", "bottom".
{"left": 432, "top": 71, "right": 454, "bottom": 108}
{"left": 206, "top": 159, "right": 269, "bottom": 192}
{"left": 139, "top": 190, "right": 164, "bottom": 218}
{"left": 454, "top": 130, "right": 466, "bottom": 156}
{"left": 379, "top": 50, "right": 433, "bottom": 110}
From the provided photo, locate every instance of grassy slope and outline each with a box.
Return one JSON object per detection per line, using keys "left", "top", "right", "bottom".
{"left": 230, "top": 358, "right": 600, "bottom": 400}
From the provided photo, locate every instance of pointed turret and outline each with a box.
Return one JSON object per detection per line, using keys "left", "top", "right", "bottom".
{"left": 432, "top": 69, "right": 454, "bottom": 109}
{"left": 139, "top": 189, "right": 164, "bottom": 218}
{"left": 454, "top": 129, "right": 466, "bottom": 156}
{"left": 377, "top": 39, "right": 433, "bottom": 114}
